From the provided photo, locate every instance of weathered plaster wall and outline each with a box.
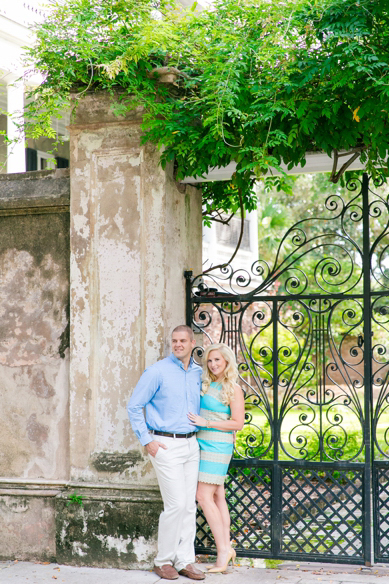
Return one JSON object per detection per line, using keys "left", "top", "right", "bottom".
{"left": 0, "top": 169, "right": 70, "bottom": 480}
{"left": 0, "top": 170, "right": 70, "bottom": 563}
{"left": 69, "top": 92, "right": 202, "bottom": 488}
{"left": 0, "top": 92, "right": 202, "bottom": 568}
{"left": 0, "top": 485, "right": 58, "bottom": 562}
{"left": 61, "top": 91, "right": 202, "bottom": 566}
{"left": 56, "top": 485, "right": 162, "bottom": 569}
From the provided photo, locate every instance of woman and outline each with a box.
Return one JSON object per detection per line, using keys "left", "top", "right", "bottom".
{"left": 188, "top": 343, "right": 245, "bottom": 573}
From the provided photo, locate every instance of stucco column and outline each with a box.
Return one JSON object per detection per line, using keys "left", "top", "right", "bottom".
{"left": 68, "top": 92, "right": 202, "bottom": 486}
{"left": 7, "top": 78, "right": 26, "bottom": 174}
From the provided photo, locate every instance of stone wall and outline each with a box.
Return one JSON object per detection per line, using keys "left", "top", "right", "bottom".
{"left": 0, "top": 168, "right": 70, "bottom": 561}
{"left": 0, "top": 92, "right": 203, "bottom": 568}
{"left": 61, "top": 92, "right": 202, "bottom": 567}
{"left": 68, "top": 93, "right": 202, "bottom": 487}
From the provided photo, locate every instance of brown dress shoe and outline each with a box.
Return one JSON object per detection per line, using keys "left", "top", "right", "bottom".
{"left": 178, "top": 564, "right": 205, "bottom": 580}
{"left": 153, "top": 564, "right": 179, "bottom": 580}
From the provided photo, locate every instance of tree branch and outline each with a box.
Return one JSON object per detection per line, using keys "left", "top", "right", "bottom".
{"left": 330, "top": 147, "right": 365, "bottom": 183}
{"left": 202, "top": 208, "right": 235, "bottom": 225}
{"left": 337, "top": 147, "right": 365, "bottom": 157}
{"left": 330, "top": 149, "right": 339, "bottom": 183}
{"left": 202, "top": 188, "right": 245, "bottom": 275}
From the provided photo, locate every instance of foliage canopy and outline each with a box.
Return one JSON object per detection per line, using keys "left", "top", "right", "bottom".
{"left": 23, "top": 0, "right": 389, "bottom": 218}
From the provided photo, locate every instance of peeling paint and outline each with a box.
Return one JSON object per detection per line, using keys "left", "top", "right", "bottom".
{"left": 95, "top": 534, "right": 132, "bottom": 555}
{"left": 56, "top": 496, "right": 161, "bottom": 569}
{"left": 72, "top": 541, "right": 89, "bottom": 557}
{"left": 72, "top": 214, "right": 90, "bottom": 238}
{"left": 0, "top": 93, "right": 203, "bottom": 567}
{"left": 132, "top": 536, "right": 155, "bottom": 562}
{"left": 69, "top": 94, "right": 202, "bottom": 489}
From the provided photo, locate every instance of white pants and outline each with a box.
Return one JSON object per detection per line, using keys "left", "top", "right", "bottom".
{"left": 149, "top": 434, "right": 200, "bottom": 572}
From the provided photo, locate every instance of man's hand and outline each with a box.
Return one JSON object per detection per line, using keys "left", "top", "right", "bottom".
{"left": 146, "top": 440, "right": 168, "bottom": 458}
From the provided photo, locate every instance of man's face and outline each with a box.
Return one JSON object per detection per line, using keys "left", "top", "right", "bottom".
{"left": 171, "top": 331, "right": 195, "bottom": 361}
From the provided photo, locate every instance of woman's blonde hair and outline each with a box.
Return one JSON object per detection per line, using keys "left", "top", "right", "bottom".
{"left": 201, "top": 343, "right": 239, "bottom": 405}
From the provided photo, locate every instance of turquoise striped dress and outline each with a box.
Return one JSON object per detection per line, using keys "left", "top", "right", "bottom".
{"left": 197, "top": 382, "right": 234, "bottom": 485}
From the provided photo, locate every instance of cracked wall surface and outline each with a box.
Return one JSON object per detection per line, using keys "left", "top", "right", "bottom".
{"left": 0, "top": 91, "right": 202, "bottom": 568}
{"left": 0, "top": 170, "right": 70, "bottom": 563}
{"left": 69, "top": 92, "right": 202, "bottom": 488}
{"left": 0, "top": 170, "right": 70, "bottom": 480}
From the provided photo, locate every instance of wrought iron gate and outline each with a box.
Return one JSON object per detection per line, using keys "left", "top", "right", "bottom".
{"left": 186, "top": 174, "right": 389, "bottom": 565}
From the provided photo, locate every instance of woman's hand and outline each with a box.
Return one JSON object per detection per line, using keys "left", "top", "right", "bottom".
{"left": 188, "top": 412, "right": 207, "bottom": 427}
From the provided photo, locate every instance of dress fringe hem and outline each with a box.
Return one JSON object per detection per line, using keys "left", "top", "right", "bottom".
{"left": 198, "top": 475, "right": 225, "bottom": 486}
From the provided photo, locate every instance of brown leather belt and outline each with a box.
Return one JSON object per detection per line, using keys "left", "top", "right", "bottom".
{"left": 151, "top": 430, "right": 196, "bottom": 439}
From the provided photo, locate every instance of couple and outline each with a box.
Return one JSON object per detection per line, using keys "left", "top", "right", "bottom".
{"left": 127, "top": 325, "right": 244, "bottom": 580}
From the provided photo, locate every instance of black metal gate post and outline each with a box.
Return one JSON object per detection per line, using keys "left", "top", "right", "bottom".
{"left": 362, "top": 173, "right": 372, "bottom": 566}
{"left": 272, "top": 299, "right": 282, "bottom": 558}
{"left": 370, "top": 173, "right": 389, "bottom": 563}
{"left": 188, "top": 173, "right": 389, "bottom": 564}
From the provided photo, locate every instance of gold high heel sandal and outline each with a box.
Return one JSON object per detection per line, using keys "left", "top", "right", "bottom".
{"left": 207, "top": 549, "right": 236, "bottom": 573}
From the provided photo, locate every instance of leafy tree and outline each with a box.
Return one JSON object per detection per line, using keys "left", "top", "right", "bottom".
{"left": 22, "top": 0, "right": 389, "bottom": 220}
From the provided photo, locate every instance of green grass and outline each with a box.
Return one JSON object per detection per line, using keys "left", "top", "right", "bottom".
{"left": 235, "top": 400, "right": 372, "bottom": 462}
{"left": 265, "top": 559, "right": 284, "bottom": 569}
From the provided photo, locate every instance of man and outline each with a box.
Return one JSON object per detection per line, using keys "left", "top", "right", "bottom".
{"left": 128, "top": 325, "right": 205, "bottom": 581}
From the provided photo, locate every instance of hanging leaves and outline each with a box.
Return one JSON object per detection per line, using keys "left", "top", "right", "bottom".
{"left": 22, "top": 0, "right": 389, "bottom": 218}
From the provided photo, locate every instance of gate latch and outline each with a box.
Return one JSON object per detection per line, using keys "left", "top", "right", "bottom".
{"left": 358, "top": 334, "right": 364, "bottom": 348}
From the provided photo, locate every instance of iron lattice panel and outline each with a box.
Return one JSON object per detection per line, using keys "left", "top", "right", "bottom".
{"left": 374, "top": 467, "right": 389, "bottom": 562}
{"left": 281, "top": 467, "right": 364, "bottom": 559}
{"left": 195, "top": 465, "right": 272, "bottom": 555}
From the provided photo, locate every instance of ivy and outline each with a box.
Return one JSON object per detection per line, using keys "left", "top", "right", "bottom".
{"left": 23, "top": 0, "right": 389, "bottom": 219}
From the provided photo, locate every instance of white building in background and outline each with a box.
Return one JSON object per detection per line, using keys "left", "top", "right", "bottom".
{"left": 0, "top": 0, "right": 69, "bottom": 174}
{"left": 202, "top": 209, "right": 258, "bottom": 280}
{"left": 0, "top": 0, "right": 208, "bottom": 177}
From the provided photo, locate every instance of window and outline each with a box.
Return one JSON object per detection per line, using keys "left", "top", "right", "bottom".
{"left": 37, "top": 150, "right": 55, "bottom": 170}
{"left": 25, "top": 148, "right": 69, "bottom": 171}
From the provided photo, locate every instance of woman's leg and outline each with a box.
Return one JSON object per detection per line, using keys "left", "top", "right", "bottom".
{"left": 197, "top": 482, "right": 230, "bottom": 566}
{"left": 214, "top": 484, "right": 231, "bottom": 551}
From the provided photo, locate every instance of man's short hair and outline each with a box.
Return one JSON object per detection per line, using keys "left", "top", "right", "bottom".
{"left": 172, "top": 325, "right": 194, "bottom": 341}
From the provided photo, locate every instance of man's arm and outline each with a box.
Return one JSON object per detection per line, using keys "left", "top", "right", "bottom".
{"left": 127, "top": 366, "right": 161, "bottom": 446}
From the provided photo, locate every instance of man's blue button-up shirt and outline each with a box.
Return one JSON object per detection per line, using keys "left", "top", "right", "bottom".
{"left": 127, "top": 354, "right": 202, "bottom": 446}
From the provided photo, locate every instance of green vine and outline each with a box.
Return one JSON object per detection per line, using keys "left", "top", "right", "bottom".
{"left": 22, "top": 0, "right": 389, "bottom": 218}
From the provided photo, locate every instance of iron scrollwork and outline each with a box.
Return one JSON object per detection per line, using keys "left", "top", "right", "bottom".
{"left": 191, "top": 180, "right": 367, "bottom": 299}
{"left": 192, "top": 174, "right": 389, "bottom": 563}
